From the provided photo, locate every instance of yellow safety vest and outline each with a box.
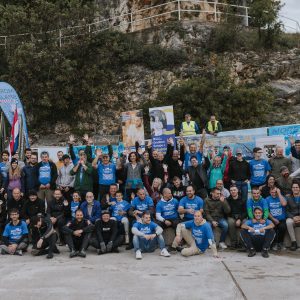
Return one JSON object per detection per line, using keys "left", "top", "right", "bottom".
{"left": 207, "top": 120, "right": 219, "bottom": 133}
{"left": 182, "top": 121, "right": 196, "bottom": 136}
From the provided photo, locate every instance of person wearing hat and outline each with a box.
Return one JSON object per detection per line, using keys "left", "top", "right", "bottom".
{"left": 240, "top": 207, "right": 275, "bottom": 258}
{"left": 275, "top": 166, "right": 293, "bottom": 196}
{"left": 22, "top": 190, "right": 46, "bottom": 227}
{"left": 89, "top": 210, "right": 123, "bottom": 254}
{"left": 180, "top": 113, "right": 200, "bottom": 136}
{"left": 56, "top": 154, "right": 75, "bottom": 201}
{"left": 228, "top": 148, "right": 251, "bottom": 203}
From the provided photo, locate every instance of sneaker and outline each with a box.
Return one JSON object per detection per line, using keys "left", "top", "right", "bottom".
{"left": 53, "top": 246, "right": 60, "bottom": 254}
{"left": 126, "top": 244, "right": 133, "bottom": 250}
{"left": 248, "top": 248, "right": 256, "bottom": 257}
{"left": 77, "top": 250, "right": 86, "bottom": 258}
{"left": 160, "top": 248, "right": 171, "bottom": 257}
{"left": 279, "top": 243, "right": 286, "bottom": 250}
{"left": 271, "top": 243, "right": 278, "bottom": 251}
{"left": 290, "top": 241, "right": 298, "bottom": 251}
{"left": 69, "top": 250, "right": 77, "bottom": 258}
{"left": 175, "top": 246, "right": 184, "bottom": 252}
{"left": 125, "top": 234, "right": 129, "bottom": 245}
{"left": 262, "top": 249, "right": 269, "bottom": 258}
{"left": 97, "top": 249, "right": 103, "bottom": 255}
{"left": 46, "top": 253, "right": 54, "bottom": 259}
{"left": 135, "top": 250, "right": 142, "bottom": 260}
{"left": 15, "top": 250, "right": 23, "bottom": 256}
{"left": 167, "top": 246, "right": 177, "bottom": 253}
{"left": 219, "top": 242, "right": 228, "bottom": 250}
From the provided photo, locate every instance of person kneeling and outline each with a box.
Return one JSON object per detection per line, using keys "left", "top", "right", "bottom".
{"left": 172, "top": 211, "right": 218, "bottom": 257}
{"left": 31, "top": 214, "right": 59, "bottom": 259}
{"left": 89, "top": 210, "right": 123, "bottom": 254}
{"left": 240, "top": 207, "right": 275, "bottom": 258}
{"left": 63, "top": 209, "right": 94, "bottom": 258}
{"left": 132, "top": 211, "right": 170, "bottom": 260}
{"left": 0, "top": 208, "right": 29, "bottom": 256}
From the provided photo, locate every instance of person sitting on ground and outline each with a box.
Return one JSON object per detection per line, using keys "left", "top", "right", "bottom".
{"left": 109, "top": 191, "right": 131, "bottom": 244}
{"left": 227, "top": 185, "right": 247, "bottom": 249}
{"left": 216, "top": 179, "right": 230, "bottom": 198}
{"left": 0, "top": 208, "right": 29, "bottom": 256}
{"left": 89, "top": 210, "right": 123, "bottom": 255}
{"left": 205, "top": 115, "right": 222, "bottom": 136}
{"left": 247, "top": 187, "right": 269, "bottom": 221}
{"left": 31, "top": 214, "right": 59, "bottom": 259}
{"left": 266, "top": 187, "right": 287, "bottom": 251}
{"left": 276, "top": 166, "right": 293, "bottom": 196}
{"left": 204, "top": 187, "right": 231, "bottom": 249}
{"left": 63, "top": 209, "right": 94, "bottom": 258}
{"left": 286, "top": 181, "right": 300, "bottom": 251}
{"left": 171, "top": 210, "right": 218, "bottom": 257}
{"left": 155, "top": 188, "right": 180, "bottom": 232}
{"left": 80, "top": 192, "right": 101, "bottom": 224}
{"left": 47, "top": 189, "right": 71, "bottom": 245}
{"left": 240, "top": 207, "right": 275, "bottom": 258}
{"left": 249, "top": 147, "right": 271, "bottom": 188}
{"left": 56, "top": 154, "right": 75, "bottom": 201}
{"left": 132, "top": 211, "right": 170, "bottom": 260}
{"left": 178, "top": 185, "right": 204, "bottom": 221}
{"left": 22, "top": 190, "right": 46, "bottom": 228}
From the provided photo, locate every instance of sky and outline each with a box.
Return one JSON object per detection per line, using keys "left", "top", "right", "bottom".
{"left": 280, "top": 0, "right": 300, "bottom": 32}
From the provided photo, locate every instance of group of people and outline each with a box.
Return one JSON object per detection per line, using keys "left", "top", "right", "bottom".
{"left": 0, "top": 116, "right": 300, "bottom": 260}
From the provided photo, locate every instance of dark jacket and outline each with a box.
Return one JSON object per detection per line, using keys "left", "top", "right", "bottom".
{"left": 227, "top": 195, "right": 247, "bottom": 220}
{"left": 47, "top": 197, "right": 71, "bottom": 219}
{"left": 22, "top": 164, "right": 39, "bottom": 194}
{"left": 286, "top": 196, "right": 300, "bottom": 218}
{"left": 94, "top": 219, "right": 118, "bottom": 243}
{"left": 7, "top": 197, "right": 26, "bottom": 219}
{"left": 0, "top": 198, "right": 7, "bottom": 226}
{"left": 22, "top": 198, "right": 46, "bottom": 220}
{"left": 36, "top": 161, "right": 58, "bottom": 190}
{"left": 228, "top": 158, "right": 251, "bottom": 182}
{"left": 62, "top": 219, "right": 94, "bottom": 235}
{"left": 31, "top": 216, "right": 55, "bottom": 246}
{"left": 165, "top": 144, "right": 184, "bottom": 181}
{"left": 80, "top": 201, "right": 101, "bottom": 224}
{"left": 70, "top": 162, "right": 93, "bottom": 192}
{"left": 148, "top": 147, "right": 165, "bottom": 181}
{"left": 170, "top": 184, "right": 186, "bottom": 201}
{"left": 187, "top": 161, "right": 209, "bottom": 190}
{"left": 204, "top": 197, "right": 231, "bottom": 222}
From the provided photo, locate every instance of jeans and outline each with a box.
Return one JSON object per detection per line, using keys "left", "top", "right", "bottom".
{"left": 235, "top": 181, "right": 248, "bottom": 203}
{"left": 210, "top": 218, "right": 228, "bottom": 243}
{"left": 133, "top": 235, "right": 165, "bottom": 252}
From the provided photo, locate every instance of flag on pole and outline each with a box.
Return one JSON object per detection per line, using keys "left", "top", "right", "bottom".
{"left": 9, "top": 108, "right": 19, "bottom": 155}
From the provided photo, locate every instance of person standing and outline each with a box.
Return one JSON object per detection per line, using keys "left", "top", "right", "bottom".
{"left": 269, "top": 147, "right": 291, "bottom": 179}
{"left": 22, "top": 152, "right": 39, "bottom": 196}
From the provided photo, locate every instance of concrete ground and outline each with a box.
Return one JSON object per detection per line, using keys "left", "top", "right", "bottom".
{"left": 0, "top": 247, "right": 299, "bottom": 300}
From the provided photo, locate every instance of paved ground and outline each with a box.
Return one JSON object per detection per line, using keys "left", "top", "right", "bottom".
{"left": 0, "top": 247, "right": 299, "bottom": 300}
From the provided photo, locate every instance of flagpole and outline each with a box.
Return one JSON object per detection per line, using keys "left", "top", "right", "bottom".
{"left": 19, "top": 114, "right": 25, "bottom": 160}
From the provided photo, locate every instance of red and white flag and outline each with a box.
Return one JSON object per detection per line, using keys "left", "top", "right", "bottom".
{"left": 9, "top": 108, "right": 19, "bottom": 155}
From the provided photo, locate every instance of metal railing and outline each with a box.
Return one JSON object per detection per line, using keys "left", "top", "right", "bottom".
{"left": 0, "top": 0, "right": 298, "bottom": 49}
{"left": 0, "top": 0, "right": 250, "bottom": 49}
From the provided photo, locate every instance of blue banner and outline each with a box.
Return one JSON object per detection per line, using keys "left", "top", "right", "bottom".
{"left": 149, "top": 105, "right": 175, "bottom": 153}
{"left": 0, "top": 82, "right": 30, "bottom": 147}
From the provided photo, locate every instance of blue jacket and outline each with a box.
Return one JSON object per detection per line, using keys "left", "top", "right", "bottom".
{"left": 80, "top": 200, "right": 101, "bottom": 224}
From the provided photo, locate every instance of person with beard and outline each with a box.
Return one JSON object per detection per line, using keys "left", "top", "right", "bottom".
{"left": 31, "top": 214, "right": 59, "bottom": 259}
{"left": 170, "top": 177, "right": 186, "bottom": 201}
{"left": 276, "top": 166, "right": 293, "bottom": 196}
{"left": 22, "top": 152, "right": 39, "bottom": 196}
{"left": 7, "top": 188, "right": 26, "bottom": 220}
{"left": 55, "top": 151, "right": 64, "bottom": 171}
{"left": 23, "top": 148, "right": 32, "bottom": 165}
{"left": 63, "top": 209, "right": 94, "bottom": 258}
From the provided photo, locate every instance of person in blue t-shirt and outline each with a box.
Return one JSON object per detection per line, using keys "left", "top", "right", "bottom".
{"left": 249, "top": 147, "right": 271, "bottom": 187}
{"left": 70, "top": 191, "right": 81, "bottom": 220}
{"left": 178, "top": 185, "right": 204, "bottom": 220}
{"left": 92, "top": 149, "right": 117, "bottom": 201}
{"left": 266, "top": 187, "right": 287, "bottom": 250}
{"left": 110, "top": 191, "right": 131, "bottom": 244}
{"left": 156, "top": 188, "right": 180, "bottom": 231}
{"left": 241, "top": 207, "right": 275, "bottom": 258}
{"left": 0, "top": 208, "right": 29, "bottom": 255}
{"left": 132, "top": 211, "right": 170, "bottom": 260}
{"left": 171, "top": 210, "right": 218, "bottom": 257}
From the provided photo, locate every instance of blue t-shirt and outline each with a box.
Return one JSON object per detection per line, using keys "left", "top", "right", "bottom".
{"left": 71, "top": 201, "right": 80, "bottom": 220}
{"left": 3, "top": 221, "right": 28, "bottom": 243}
{"left": 179, "top": 196, "right": 204, "bottom": 220}
{"left": 245, "top": 219, "right": 272, "bottom": 235}
{"left": 131, "top": 196, "right": 154, "bottom": 217}
{"left": 39, "top": 162, "right": 51, "bottom": 185}
{"left": 247, "top": 197, "right": 268, "bottom": 216}
{"left": 0, "top": 162, "right": 8, "bottom": 179}
{"left": 110, "top": 200, "right": 131, "bottom": 221}
{"left": 156, "top": 198, "right": 179, "bottom": 220}
{"left": 266, "top": 196, "right": 286, "bottom": 221}
{"left": 249, "top": 159, "right": 271, "bottom": 186}
{"left": 98, "top": 162, "right": 116, "bottom": 185}
{"left": 133, "top": 221, "right": 158, "bottom": 235}
{"left": 184, "top": 151, "right": 203, "bottom": 170}
{"left": 184, "top": 220, "right": 214, "bottom": 252}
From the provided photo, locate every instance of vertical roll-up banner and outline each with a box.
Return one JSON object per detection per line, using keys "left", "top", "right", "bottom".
{"left": 0, "top": 82, "right": 30, "bottom": 147}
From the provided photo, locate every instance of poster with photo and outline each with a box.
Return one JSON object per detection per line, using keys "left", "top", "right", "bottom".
{"left": 255, "top": 136, "right": 286, "bottom": 159}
